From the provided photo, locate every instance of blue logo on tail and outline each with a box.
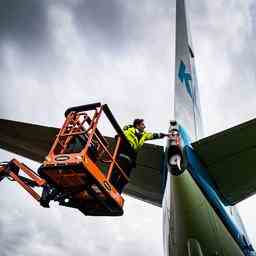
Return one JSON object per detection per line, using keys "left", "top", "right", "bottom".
{"left": 178, "top": 60, "right": 193, "bottom": 98}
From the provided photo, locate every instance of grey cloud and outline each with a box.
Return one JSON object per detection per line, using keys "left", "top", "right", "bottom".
{"left": 72, "top": 0, "right": 127, "bottom": 50}
{"left": 0, "top": 0, "right": 60, "bottom": 93}
{"left": 0, "top": 0, "right": 49, "bottom": 53}
{"left": 0, "top": 214, "right": 35, "bottom": 256}
{"left": 0, "top": 192, "right": 162, "bottom": 256}
{"left": 64, "top": 0, "right": 172, "bottom": 52}
{"left": 214, "top": 1, "right": 256, "bottom": 128}
{"left": 185, "top": 0, "right": 256, "bottom": 133}
{"left": 250, "top": 2, "right": 256, "bottom": 34}
{"left": 1, "top": 0, "right": 256, "bottom": 254}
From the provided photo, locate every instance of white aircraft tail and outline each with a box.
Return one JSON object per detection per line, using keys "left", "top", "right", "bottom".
{"left": 174, "top": 0, "right": 203, "bottom": 141}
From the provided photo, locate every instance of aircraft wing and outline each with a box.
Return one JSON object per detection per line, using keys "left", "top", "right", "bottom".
{"left": 192, "top": 117, "right": 256, "bottom": 205}
{"left": 0, "top": 119, "right": 164, "bottom": 207}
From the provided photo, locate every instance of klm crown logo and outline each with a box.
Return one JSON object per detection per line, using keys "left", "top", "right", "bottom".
{"left": 178, "top": 60, "right": 193, "bottom": 99}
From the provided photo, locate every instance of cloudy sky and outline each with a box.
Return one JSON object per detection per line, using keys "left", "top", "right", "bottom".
{"left": 0, "top": 0, "right": 256, "bottom": 255}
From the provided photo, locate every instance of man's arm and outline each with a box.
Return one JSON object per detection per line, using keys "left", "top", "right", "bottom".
{"left": 145, "top": 132, "right": 169, "bottom": 140}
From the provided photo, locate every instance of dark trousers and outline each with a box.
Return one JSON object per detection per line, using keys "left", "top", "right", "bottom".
{"left": 110, "top": 154, "right": 133, "bottom": 193}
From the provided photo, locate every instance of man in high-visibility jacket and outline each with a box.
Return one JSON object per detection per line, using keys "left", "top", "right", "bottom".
{"left": 111, "top": 118, "right": 169, "bottom": 193}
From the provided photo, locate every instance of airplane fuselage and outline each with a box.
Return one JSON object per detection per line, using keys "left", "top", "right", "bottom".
{"left": 163, "top": 146, "right": 253, "bottom": 255}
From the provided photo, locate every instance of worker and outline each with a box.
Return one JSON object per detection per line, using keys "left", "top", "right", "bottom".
{"left": 111, "top": 118, "right": 169, "bottom": 193}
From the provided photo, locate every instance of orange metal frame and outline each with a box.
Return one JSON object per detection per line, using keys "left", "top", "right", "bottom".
{"left": 43, "top": 104, "right": 128, "bottom": 209}
{"left": 0, "top": 103, "right": 129, "bottom": 216}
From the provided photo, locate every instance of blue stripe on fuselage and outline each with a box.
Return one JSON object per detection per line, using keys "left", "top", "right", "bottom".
{"left": 184, "top": 146, "right": 254, "bottom": 255}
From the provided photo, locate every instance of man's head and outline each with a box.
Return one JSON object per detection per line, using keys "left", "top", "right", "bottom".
{"left": 133, "top": 118, "right": 145, "bottom": 132}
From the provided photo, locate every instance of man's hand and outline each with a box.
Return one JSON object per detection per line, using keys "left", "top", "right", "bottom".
{"left": 159, "top": 133, "right": 170, "bottom": 138}
{"left": 167, "top": 130, "right": 180, "bottom": 139}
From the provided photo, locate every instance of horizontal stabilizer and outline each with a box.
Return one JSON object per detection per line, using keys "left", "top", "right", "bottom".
{"left": 0, "top": 119, "right": 164, "bottom": 206}
{"left": 193, "top": 117, "right": 256, "bottom": 205}
{"left": 0, "top": 119, "right": 58, "bottom": 162}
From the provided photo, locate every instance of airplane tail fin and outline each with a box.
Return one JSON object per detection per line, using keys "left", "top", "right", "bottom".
{"left": 174, "top": 0, "right": 203, "bottom": 141}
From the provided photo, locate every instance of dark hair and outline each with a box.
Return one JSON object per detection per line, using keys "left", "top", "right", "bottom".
{"left": 133, "top": 118, "right": 144, "bottom": 127}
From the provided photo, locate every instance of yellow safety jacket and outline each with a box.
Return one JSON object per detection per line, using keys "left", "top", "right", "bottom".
{"left": 123, "top": 125, "right": 163, "bottom": 153}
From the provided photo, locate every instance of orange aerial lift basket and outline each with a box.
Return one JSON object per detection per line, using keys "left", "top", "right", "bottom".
{"left": 0, "top": 103, "right": 130, "bottom": 216}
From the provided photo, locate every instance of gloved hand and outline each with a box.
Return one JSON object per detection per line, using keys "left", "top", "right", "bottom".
{"left": 159, "top": 133, "right": 169, "bottom": 138}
